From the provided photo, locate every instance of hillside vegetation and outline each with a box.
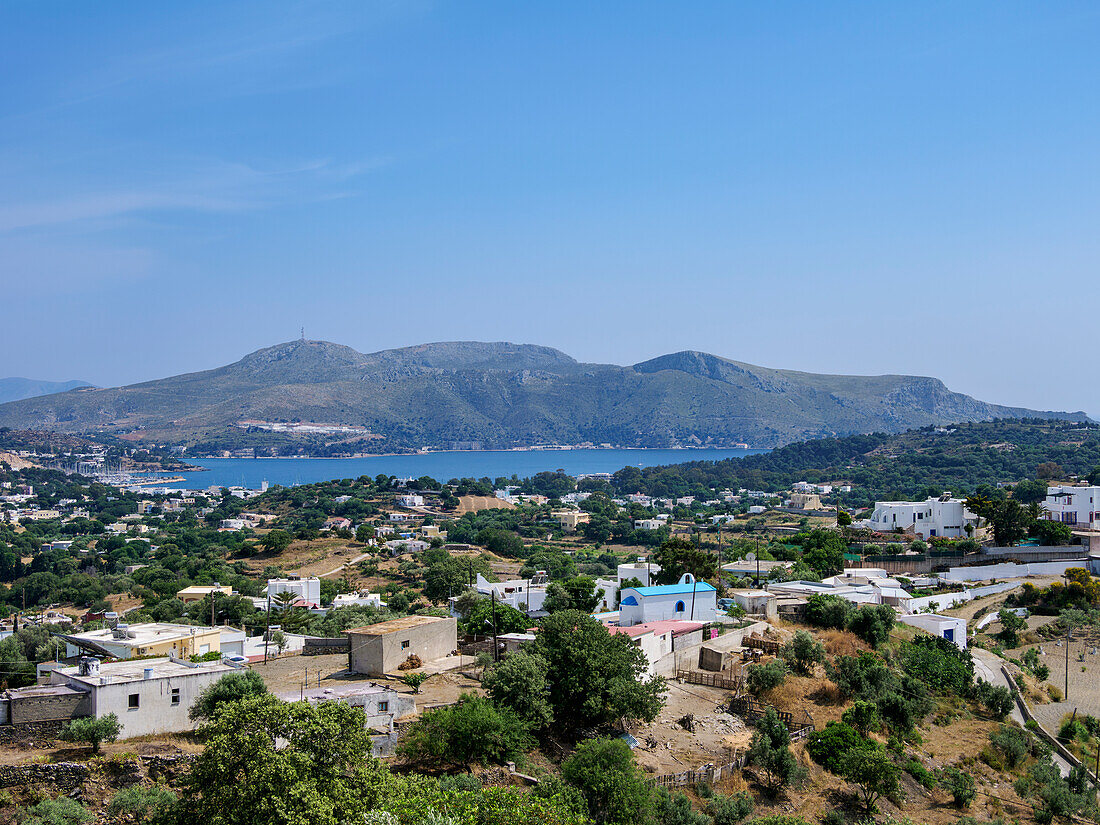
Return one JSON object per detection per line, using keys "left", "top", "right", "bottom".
{"left": 613, "top": 419, "right": 1100, "bottom": 503}
{"left": 0, "top": 340, "right": 1083, "bottom": 452}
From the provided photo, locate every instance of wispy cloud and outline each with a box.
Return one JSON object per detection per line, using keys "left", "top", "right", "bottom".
{"left": 0, "top": 156, "right": 389, "bottom": 233}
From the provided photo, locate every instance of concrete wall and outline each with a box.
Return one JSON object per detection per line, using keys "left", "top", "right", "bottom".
{"left": 943, "top": 559, "right": 1089, "bottom": 582}
{"left": 348, "top": 618, "right": 457, "bottom": 676}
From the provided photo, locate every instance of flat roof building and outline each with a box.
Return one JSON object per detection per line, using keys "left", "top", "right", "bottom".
{"left": 345, "top": 615, "right": 457, "bottom": 677}
{"left": 60, "top": 623, "right": 222, "bottom": 660}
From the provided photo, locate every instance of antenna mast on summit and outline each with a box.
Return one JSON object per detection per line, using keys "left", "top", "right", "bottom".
{"left": 300, "top": 326, "right": 305, "bottom": 341}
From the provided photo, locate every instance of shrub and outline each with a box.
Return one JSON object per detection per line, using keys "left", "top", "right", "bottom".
{"left": 746, "top": 660, "right": 787, "bottom": 695}
{"left": 1058, "top": 716, "right": 1088, "bottom": 743}
{"left": 806, "top": 721, "right": 873, "bottom": 773}
{"left": 840, "top": 700, "right": 880, "bottom": 734}
{"left": 904, "top": 758, "right": 935, "bottom": 790}
{"left": 19, "top": 797, "right": 92, "bottom": 825}
{"left": 708, "top": 791, "right": 754, "bottom": 825}
{"left": 990, "top": 725, "right": 1031, "bottom": 768}
{"left": 107, "top": 785, "right": 177, "bottom": 820}
{"left": 653, "top": 787, "right": 709, "bottom": 825}
{"left": 901, "top": 635, "right": 974, "bottom": 697}
{"left": 779, "top": 630, "right": 825, "bottom": 676}
{"left": 845, "top": 604, "right": 895, "bottom": 648}
{"left": 940, "top": 767, "right": 976, "bottom": 808}
{"left": 804, "top": 594, "right": 853, "bottom": 630}
{"left": 973, "top": 679, "right": 1014, "bottom": 721}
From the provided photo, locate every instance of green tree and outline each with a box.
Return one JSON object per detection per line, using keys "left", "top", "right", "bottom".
{"left": 804, "top": 594, "right": 852, "bottom": 630}
{"left": 652, "top": 538, "right": 718, "bottom": 584}
{"left": 532, "top": 610, "right": 664, "bottom": 734}
{"left": 1012, "top": 479, "right": 1049, "bottom": 505}
{"left": 402, "top": 673, "right": 429, "bottom": 693}
{"left": 846, "top": 604, "right": 895, "bottom": 648}
{"left": 746, "top": 707, "right": 802, "bottom": 796}
{"left": 176, "top": 694, "right": 385, "bottom": 825}
{"left": 996, "top": 609, "right": 1027, "bottom": 648}
{"left": 543, "top": 576, "right": 601, "bottom": 613}
{"left": 58, "top": 714, "right": 121, "bottom": 754}
{"left": 940, "top": 767, "right": 975, "bottom": 809}
{"left": 397, "top": 694, "right": 533, "bottom": 769}
{"left": 840, "top": 747, "right": 900, "bottom": 814}
{"left": 189, "top": 670, "right": 270, "bottom": 721}
{"left": 779, "top": 630, "right": 824, "bottom": 676}
{"left": 561, "top": 738, "right": 652, "bottom": 825}
{"left": 460, "top": 597, "right": 529, "bottom": 636}
{"left": 798, "top": 530, "right": 845, "bottom": 577}
{"left": 482, "top": 651, "right": 554, "bottom": 729}
{"left": 259, "top": 530, "right": 292, "bottom": 553}
{"left": 841, "top": 700, "right": 881, "bottom": 734}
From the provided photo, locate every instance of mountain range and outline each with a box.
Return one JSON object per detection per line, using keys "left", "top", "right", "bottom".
{"left": 0, "top": 378, "right": 92, "bottom": 406}
{"left": 0, "top": 340, "right": 1086, "bottom": 452}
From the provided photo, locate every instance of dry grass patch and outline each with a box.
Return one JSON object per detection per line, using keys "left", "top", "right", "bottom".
{"left": 817, "top": 628, "right": 868, "bottom": 658}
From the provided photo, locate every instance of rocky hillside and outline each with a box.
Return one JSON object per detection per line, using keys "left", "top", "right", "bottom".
{"left": 0, "top": 340, "right": 1085, "bottom": 451}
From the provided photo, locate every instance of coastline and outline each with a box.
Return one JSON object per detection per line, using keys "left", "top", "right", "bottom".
{"left": 191, "top": 445, "right": 766, "bottom": 461}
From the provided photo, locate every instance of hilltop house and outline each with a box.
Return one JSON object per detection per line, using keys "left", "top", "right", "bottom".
{"left": 866, "top": 494, "right": 981, "bottom": 539}
{"left": 1042, "top": 485, "right": 1100, "bottom": 529}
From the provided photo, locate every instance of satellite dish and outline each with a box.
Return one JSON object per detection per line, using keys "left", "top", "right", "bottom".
{"left": 745, "top": 552, "right": 756, "bottom": 562}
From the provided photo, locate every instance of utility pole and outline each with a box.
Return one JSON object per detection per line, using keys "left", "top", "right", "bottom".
{"left": 1066, "top": 620, "right": 1072, "bottom": 700}
{"left": 689, "top": 575, "right": 698, "bottom": 621}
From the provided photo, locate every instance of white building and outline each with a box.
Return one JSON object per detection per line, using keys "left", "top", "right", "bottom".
{"left": 867, "top": 495, "right": 980, "bottom": 539}
{"left": 47, "top": 657, "right": 235, "bottom": 739}
{"left": 382, "top": 539, "right": 428, "bottom": 556}
{"left": 898, "top": 613, "right": 967, "bottom": 650}
{"left": 618, "top": 573, "right": 717, "bottom": 627}
{"left": 266, "top": 577, "right": 321, "bottom": 605}
{"left": 634, "top": 519, "right": 663, "bottom": 531}
{"left": 617, "top": 559, "right": 661, "bottom": 587}
{"left": 1042, "top": 485, "right": 1100, "bottom": 529}
{"left": 398, "top": 494, "right": 424, "bottom": 508}
{"left": 473, "top": 572, "right": 548, "bottom": 614}
{"left": 332, "top": 591, "right": 387, "bottom": 610}
{"left": 607, "top": 620, "right": 708, "bottom": 677}
{"left": 61, "top": 623, "right": 223, "bottom": 660}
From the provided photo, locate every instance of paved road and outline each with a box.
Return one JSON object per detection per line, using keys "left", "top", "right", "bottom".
{"left": 972, "top": 647, "right": 1071, "bottom": 777}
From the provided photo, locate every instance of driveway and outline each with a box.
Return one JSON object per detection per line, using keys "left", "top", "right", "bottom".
{"left": 971, "top": 647, "right": 1071, "bottom": 777}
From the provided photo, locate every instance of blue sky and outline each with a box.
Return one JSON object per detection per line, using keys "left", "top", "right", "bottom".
{"left": 2, "top": 2, "right": 1099, "bottom": 416}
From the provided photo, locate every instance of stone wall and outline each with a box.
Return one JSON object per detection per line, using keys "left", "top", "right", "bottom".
{"left": 0, "top": 762, "right": 89, "bottom": 791}
{"left": 0, "top": 720, "right": 67, "bottom": 748}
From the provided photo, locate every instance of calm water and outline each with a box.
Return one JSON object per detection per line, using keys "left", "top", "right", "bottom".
{"left": 156, "top": 448, "right": 768, "bottom": 490}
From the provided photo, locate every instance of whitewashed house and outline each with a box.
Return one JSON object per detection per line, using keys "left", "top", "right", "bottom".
{"left": 618, "top": 574, "right": 717, "bottom": 627}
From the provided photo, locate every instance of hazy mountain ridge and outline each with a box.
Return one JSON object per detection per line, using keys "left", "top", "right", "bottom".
{"left": 0, "top": 378, "right": 93, "bottom": 405}
{"left": 0, "top": 340, "right": 1085, "bottom": 450}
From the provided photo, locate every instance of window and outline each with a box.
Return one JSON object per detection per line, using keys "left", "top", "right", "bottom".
{"left": 378, "top": 701, "right": 388, "bottom": 712}
{"left": 401, "top": 640, "right": 410, "bottom": 649}
{"left": 675, "top": 600, "right": 686, "bottom": 613}
{"left": 171, "top": 688, "right": 180, "bottom": 706}
{"left": 128, "top": 694, "right": 140, "bottom": 709}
